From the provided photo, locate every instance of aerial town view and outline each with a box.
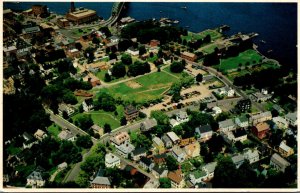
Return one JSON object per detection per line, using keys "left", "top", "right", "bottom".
{"left": 2, "top": 1, "right": 298, "bottom": 190}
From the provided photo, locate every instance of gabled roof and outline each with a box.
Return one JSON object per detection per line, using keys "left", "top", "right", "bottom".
{"left": 255, "top": 122, "right": 270, "bottom": 132}
{"left": 202, "top": 162, "right": 217, "bottom": 173}
{"left": 168, "top": 169, "right": 183, "bottom": 184}
{"left": 279, "top": 141, "right": 293, "bottom": 152}
{"left": 105, "top": 153, "right": 120, "bottom": 164}
{"left": 152, "top": 165, "right": 167, "bottom": 174}
{"left": 172, "top": 145, "right": 185, "bottom": 156}
{"left": 125, "top": 105, "right": 138, "bottom": 114}
{"left": 251, "top": 111, "right": 272, "bottom": 120}
{"left": 140, "top": 156, "right": 153, "bottom": 166}
{"left": 271, "top": 153, "right": 290, "bottom": 168}
{"left": 285, "top": 112, "right": 297, "bottom": 122}
{"left": 166, "top": 132, "right": 180, "bottom": 142}
{"left": 195, "top": 125, "right": 212, "bottom": 134}
{"left": 132, "top": 147, "right": 147, "bottom": 156}
{"left": 153, "top": 137, "right": 164, "bottom": 146}
{"left": 91, "top": 176, "right": 111, "bottom": 186}
{"left": 219, "top": 119, "right": 236, "bottom": 128}
{"left": 232, "top": 128, "right": 247, "bottom": 138}
{"left": 27, "top": 171, "right": 43, "bottom": 181}
{"left": 58, "top": 130, "right": 74, "bottom": 140}
{"left": 141, "top": 119, "right": 157, "bottom": 130}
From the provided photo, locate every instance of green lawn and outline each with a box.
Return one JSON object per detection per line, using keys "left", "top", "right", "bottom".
{"left": 215, "top": 49, "right": 262, "bottom": 72}
{"left": 72, "top": 110, "right": 121, "bottom": 130}
{"left": 100, "top": 71, "right": 178, "bottom": 103}
{"left": 197, "top": 29, "right": 223, "bottom": 41}
{"left": 48, "top": 123, "right": 61, "bottom": 139}
{"left": 202, "top": 44, "right": 218, "bottom": 54}
{"left": 181, "top": 32, "right": 203, "bottom": 42}
{"left": 147, "top": 55, "right": 158, "bottom": 63}
{"left": 95, "top": 70, "right": 128, "bottom": 84}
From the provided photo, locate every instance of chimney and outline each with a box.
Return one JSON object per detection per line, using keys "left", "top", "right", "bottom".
{"left": 70, "top": 2, "right": 75, "bottom": 13}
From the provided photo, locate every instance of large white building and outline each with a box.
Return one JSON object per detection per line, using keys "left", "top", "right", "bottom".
{"left": 105, "top": 153, "right": 121, "bottom": 168}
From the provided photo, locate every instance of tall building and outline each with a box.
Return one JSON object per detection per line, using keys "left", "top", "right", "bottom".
{"left": 66, "top": 3, "right": 98, "bottom": 25}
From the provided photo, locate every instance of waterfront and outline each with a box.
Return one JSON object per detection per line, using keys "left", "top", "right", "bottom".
{"left": 4, "top": 2, "right": 297, "bottom": 67}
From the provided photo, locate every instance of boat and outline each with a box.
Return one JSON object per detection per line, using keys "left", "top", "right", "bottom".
{"left": 185, "top": 26, "right": 190, "bottom": 28}
{"left": 267, "top": 49, "right": 273, "bottom": 53}
{"left": 173, "top": 20, "right": 179, "bottom": 24}
{"left": 260, "top": 40, "right": 266, "bottom": 44}
{"left": 181, "top": 6, "right": 187, "bottom": 9}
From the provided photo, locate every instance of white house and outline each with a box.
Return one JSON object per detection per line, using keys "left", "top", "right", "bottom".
{"left": 169, "top": 119, "right": 180, "bottom": 128}
{"left": 126, "top": 47, "right": 139, "bottom": 56}
{"left": 176, "top": 111, "right": 189, "bottom": 124}
{"left": 105, "top": 153, "right": 121, "bottom": 168}
{"left": 285, "top": 112, "right": 297, "bottom": 127}
{"left": 218, "top": 119, "right": 237, "bottom": 132}
{"left": 189, "top": 170, "right": 208, "bottom": 185}
{"left": 235, "top": 116, "right": 249, "bottom": 128}
{"left": 166, "top": 132, "right": 181, "bottom": 145}
{"left": 243, "top": 148, "right": 259, "bottom": 164}
{"left": 272, "top": 116, "right": 289, "bottom": 129}
{"left": 231, "top": 154, "right": 245, "bottom": 169}
{"left": 58, "top": 103, "right": 75, "bottom": 116}
{"left": 195, "top": 125, "right": 213, "bottom": 142}
{"left": 116, "top": 141, "right": 135, "bottom": 158}
{"left": 82, "top": 98, "right": 94, "bottom": 112}
{"left": 34, "top": 129, "right": 47, "bottom": 141}
{"left": 270, "top": 153, "right": 291, "bottom": 173}
{"left": 26, "top": 171, "right": 45, "bottom": 188}
{"left": 212, "top": 106, "right": 222, "bottom": 116}
{"left": 58, "top": 130, "right": 76, "bottom": 142}
{"left": 171, "top": 145, "right": 187, "bottom": 163}
{"left": 202, "top": 162, "right": 217, "bottom": 180}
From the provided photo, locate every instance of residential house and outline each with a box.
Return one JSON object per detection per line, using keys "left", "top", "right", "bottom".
{"left": 250, "top": 111, "right": 272, "bottom": 126}
{"left": 131, "top": 147, "right": 147, "bottom": 161}
{"left": 202, "top": 162, "right": 217, "bottom": 180}
{"left": 243, "top": 148, "right": 259, "bottom": 164}
{"left": 278, "top": 141, "right": 294, "bottom": 158}
{"left": 58, "top": 103, "right": 75, "bottom": 116}
{"left": 139, "top": 156, "right": 155, "bottom": 171}
{"left": 169, "top": 119, "right": 180, "bottom": 128}
{"left": 82, "top": 98, "right": 94, "bottom": 112}
{"left": 195, "top": 125, "right": 213, "bottom": 142}
{"left": 270, "top": 153, "right": 291, "bottom": 173}
{"left": 91, "top": 124, "right": 104, "bottom": 136}
{"left": 150, "top": 39, "right": 160, "bottom": 47}
{"left": 57, "top": 18, "right": 70, "bottom": 28}
{"left": 22, "top": 132, "right": 38, "bottom": 149}
{"left": 143, "top": 178, "right": 160, "bottom": 189}
{"left": 171, "top": 145, "right": 187, "bottom": 163}
{"left": 153, "top": 153, "right": 167, "bottom": 165}
{"left": 184, "top": 141, "right": 200, "bottom": 158}
{"left": 109, "top": 35, "right": 119, "bottom": 43}
{"left": 235, "top": 116, "right": 249, "bottom": 128}
{"left": 66, "top": 48, "right": 81, "bottom": 59}
{"left": 126, "top": 47, "right": 139, "bottom": 56}
{"left": 232, "top": 128, "right": 247, "bottom": 143}
{"left": 161, "top": 134, "right": 173, "bottom": 149}
{"left": 57, "top": 162, "right": 68, "bottom": 171}
{"left": 34, "top": 129, "right": 47, "bottom": 141}
{"left": 116, "top": 141, "right": 135, "bottom": 158}
{"left": 88, "top": 61, "right": 108, "bottom": 73}
{"left": 251, "top": 122, "right": 270, "bottom": 139}
{"left": 176, "top": 111, "right": 189, "bottom": 124}
{"left": 168, "top": 169, "right": 185, "bottom": 188}
{"left": 105, "top": 153, "right": 120, "bottom": 168}
{"left": 26, "top": 171, "right": 45, "bottom": 188}
{"left": 218, "top": 119, "right": 237, "bottom": 132}
{"left": 124, "top": 105, "right": 139, "bottom": 122}
{"left": 212, "top": 106, "right": 222, "bottom": 116}
{"left": 140, "top": 119, "right": 157, "bottom": 132}
{"left": 152, "top": 137, "right": 165, "bottom": 154}
{"left": 58, "top": 130, "right": 76, "bottom": 142}
{"left": 231, "top": 154, "right": 245, "bottom": 169}
{"left": 110, "top": 131, "right": 130, "bottom": 147}
{"left": 285, "top": 112, "right": 297, "bottom": 127}
{"left": 166, "top": 132, "right": 181, "bottom": 145}
{"left": 252, "top": 92, "right": 272, "bottom": 102}
{"left": 272, "top": 116, "right": 289, "bottom": 129}
{"left": 216, "top": 87, "right": 235, "bottom": 97}
{"left": 152, "top": 165, "right": 168, "bottom": 178}
{"left": 181, "top": 51, "right": 197, "bottom": 62}
{"left": 188, "top": 170, "right": 208, "bottom": 185}
{"left": 272, "top": 104, "right": 285, "bottom": 114}
{"left": 22, "top": 26, "right": 41, "bottom": 39}
{"left": 91, "top": 176, "right": 111, "bottom": 188}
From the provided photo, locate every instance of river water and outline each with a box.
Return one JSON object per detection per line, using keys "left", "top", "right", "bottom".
{"left": 4, "top": 2, "right": 297, "bottom": 67}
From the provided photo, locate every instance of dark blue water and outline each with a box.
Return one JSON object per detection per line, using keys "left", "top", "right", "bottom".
{"left": 4, "top": 2, "right": 297, "bottom": 67}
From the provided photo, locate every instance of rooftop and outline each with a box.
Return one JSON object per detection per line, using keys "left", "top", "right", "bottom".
{"left": 166, "top": 131, "right": 180, "bottom": 142}
{"left": 91, "top": 176, "right": 111, "bottom": 186}
{"left": 182, "top": 51, "right": 196, "bottom": 58}
{"left": 285, "top": 112, "right": 297, "bottom": 122}
{"left": 271, "top": 153, "right": 290, "bottom": 168}
{"left": 255, "top": 122, "right": 270, "bottom": 132}
{"left": 105, "top": 153, "right": 120, "bottom": 164}
{"left": 219, "top": 119, "right": 236, "bottom": 128}
{"left": 168, "top": 169, "right": 183, "bottom": 184}
{"left": 195, "top": 125, "right": 212, "bottom": 134}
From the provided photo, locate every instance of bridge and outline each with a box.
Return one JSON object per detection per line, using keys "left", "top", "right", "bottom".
{"left": 101, "top": 2, "right": 126, "bottom": 27}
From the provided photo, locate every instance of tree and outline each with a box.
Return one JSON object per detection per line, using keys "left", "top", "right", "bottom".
{"left": 212, "top": 156, "right": 238, "bottom": 188}
{"left": 99, "top": 26, "right": 111, "bottom": 37}
{"left": 111, "top": 62, "right": 126, "bottom": 78}
{"left": 104, "top": 73, "right": 111, "bottom": 82}
{"left": 121, "top": 54, "right": 132, "bottom": 65}
{"left": 75, "top": 42, "right": 83, "bottom": 51}
{"left": 151, "top": 111, "right": 169, "bottom": 125}
{"left": 159, "top": 178, "right": 171, "bottom": 188}
{"left": 95, "top": 92, "right": 116, "bottom": 112}
{"left": 215, "top": 112, "right": 230, "bottom": 122}
{"left": 133, "top": 134, "right": 152, "bottom": 149}
{"left": 139, "top": 112, "right": 147, "bottom": 118}
{"left": 128, "top": 61, "right": 151, "bottom": 77}
{"left": 170, "top": 61, "right": 184, "bottom": 73}
{"left": 196, "top": 73, "right": 203, "bottom": 82}
{"left": 84, "top": 47, "right": 95, "bottom": 63}
{"left": 171, "top": 91, "right": 181, "bottom": 103}
{"left": 139, "top": 45, "right": 147, "bottom": 56}
{"left": 76, "top": 114, "right": 94, "bottom": 130}
{"left": 120, "top": 116, "right": 127, "bottom": 126}
{"left": 76, "top": 135, "right": 93, "bottom": 149}
{"left": 165, "top": 155, "right": 178, "bottom": 171}
{"left": 104, "top": 123, "right": 112, "bottom": 133}
{"left": 199, "top": 102, "right": 207, "bottom": 111}
{"left": 92, "top": 37, "right": 100, "bottom": 45}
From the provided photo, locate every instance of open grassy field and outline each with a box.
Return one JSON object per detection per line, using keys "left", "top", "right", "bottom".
{"left": 181, "top": 29, "right": 222, "bottom": 42}
{"left": 202, "top": 44, "right": 218, "bottom": 54}
{"left": 162, "top": 66, "right": 184, "bottom": 78}
{"left": 100, "top": 71, "right": 178, "bottom": 103}
{"left": 215, "top": 49, "right": 262, "bottom": 72}
{"left": 48, "top": 123, "right": 61, "bottom": 139}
